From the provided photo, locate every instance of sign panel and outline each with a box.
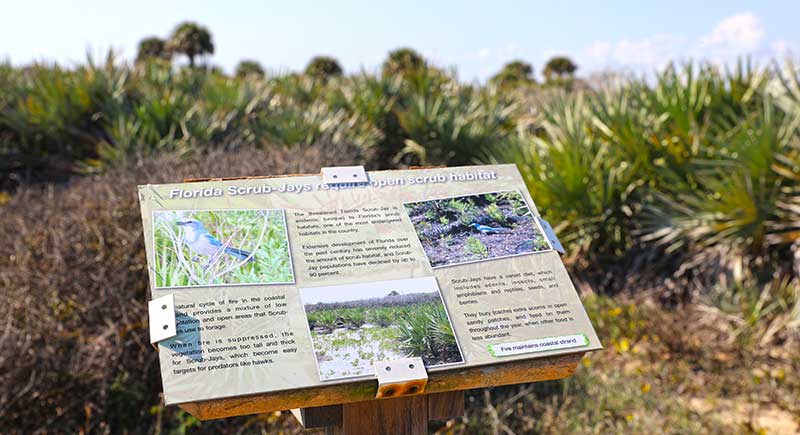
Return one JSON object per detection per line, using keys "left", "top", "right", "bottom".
{"left": 137, "top": 164, "right": 601, "bottom": 404}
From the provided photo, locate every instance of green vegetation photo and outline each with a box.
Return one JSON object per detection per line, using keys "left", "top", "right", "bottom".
{"left": 153, "top": 209, "right": 293, "bottom": 287}
{"left": 304, "top": 292, "right": 462, "bottom": 380}
{"left": 405, "top": 191, "right": 549, "bottom": 267}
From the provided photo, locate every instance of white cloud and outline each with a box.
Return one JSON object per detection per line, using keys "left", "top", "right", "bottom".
{"left": 614, "top": 35, "right": 685, "bottom": 69}
{"left": 471, "top": 12, "right": 791, "bottom": 81}
{"left": 582, "top": 35, "right": 686, "bottom": 72}
{"left": 579, "top": 12, "right": 790, "bottom": 75}
{"left": 771, "top": 39, "right": 797, "bottom": 59}
{"left": 699, "top": 12, "right": 764, "bottom": 54}
{"left": 500, "top": 43, "right": 519, "bottom": 58}
{"left": 584, "top": 41, "right": 611, "bottom": 62}
{"left": 467, "top": 44, "right": 522, "bottom": 63}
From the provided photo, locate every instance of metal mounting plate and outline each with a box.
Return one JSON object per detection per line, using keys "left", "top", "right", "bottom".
{"left": 535, "top": 216, "right": 565, "bottom": 255}
{"left": 321, "top": 166, "right": 368, "bottom": 184}
{"left": 149, "top": 293, "right": 177, "bottom": 343}
{"left": 374, "top": 357, "right": 428, "bottom": 399}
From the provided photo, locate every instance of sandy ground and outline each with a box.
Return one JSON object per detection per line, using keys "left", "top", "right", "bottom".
{"left": 418, "top": 217, "right": 548, "bottom": 267}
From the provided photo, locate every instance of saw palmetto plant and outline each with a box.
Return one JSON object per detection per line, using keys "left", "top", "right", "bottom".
{"left": 640, "top": 87, "right": 800, "bottom": 287}
{"left": 2, "top": 51, "right": 799, "bottom": 283}
{"left": 3, "top": 45, "right": 800, "bottom": 433}
{"left": 501, "top": 62, "right": 799, "bottom": 276}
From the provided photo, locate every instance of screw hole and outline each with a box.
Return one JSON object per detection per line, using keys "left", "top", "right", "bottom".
{"left": 385, "top": 366, "right": 391, "bottom": 371}
{"left": 384, "top": 388, "right": 395, "bottom": 396}
{"left": 333, "top": 174, "right": 338, "bottom": 178}
{"left": 352, "top": 173, "right": 358, "bottom": 177}
{"left": 161, "top": 304, "right": 167, "bottom": 310}
{"left": 409, "top": 363, "right": 415, "bottom": 369}
{"left": 162, "top": 325, "right": 169, "bottom": 330}
{"left": 406, "top": 386, "right": 418, "bottom": 394}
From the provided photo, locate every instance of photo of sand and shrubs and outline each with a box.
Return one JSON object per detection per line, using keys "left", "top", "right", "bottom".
{"left": 300, "top": 278, "right": 464, "bottom": 381}
{"left": 405, "top": 191, "right": 550, "bottom": 267}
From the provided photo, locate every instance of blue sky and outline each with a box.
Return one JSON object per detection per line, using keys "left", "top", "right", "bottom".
{"left": 1, "top": 1, "right": 797, "bottom": 81}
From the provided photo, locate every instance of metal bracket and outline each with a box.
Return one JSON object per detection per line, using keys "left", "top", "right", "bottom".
{"left": 535, "top": 216, "right": 565, "bottom": 255}
{"left": 149, "top": 293, "right": 177, "bottom": 343}
{"left": 374, "top": 357, "right": 428, "bottom": 399}
{"left": 321, "top": 166, "right": 368, "bottom": 184}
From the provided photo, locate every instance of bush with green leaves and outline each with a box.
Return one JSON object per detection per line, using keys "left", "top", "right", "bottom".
{"left": 497, "top": 60, "right": 800, "bottom": 297}
{"left": 136, "top": 37, "right": 171, "bottom": 63}
{"left": 491, "top": 60, "right": 535, "bottom": 89}
{"left": 382, "top": 47, "right": 425, "bottom": 77}
{"left": 465, "top": 236, "right": 489, "bottom": 258}
{"left": 166, "top": 21, "right": 214, "bottom": 68}
{"left": 235, "top": 60, "right": 265, "bottom": 78}
{"left": 396, "top": 302, "right": 460, "bottom": 365}
{"left": 305, "top": 56, "right": 343, "bottom": 80}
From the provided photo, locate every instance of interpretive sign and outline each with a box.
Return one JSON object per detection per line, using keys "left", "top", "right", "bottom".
{"left": 137, "top": 164, "right": 601, "bottom": 406}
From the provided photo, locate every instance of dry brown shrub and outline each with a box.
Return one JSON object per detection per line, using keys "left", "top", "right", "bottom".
{"left": 0, "top": 144, "right": 360, "bottom": 433}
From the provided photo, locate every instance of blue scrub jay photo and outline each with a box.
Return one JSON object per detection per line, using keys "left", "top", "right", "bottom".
{"left": 177, "top": 219, "right": 255, "bottom": 266}
{"left": 469, "top": 223, "right": 510, "bottom": 234}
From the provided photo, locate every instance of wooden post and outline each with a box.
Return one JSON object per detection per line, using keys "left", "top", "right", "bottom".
{"left": 293, "top": 391, "right": 465, "bottom": 434}
{"left": 333, "top": 395, "right": 428, "bottom": 435}
{"left": 426, "top": 391, "right": 465, "bottom": 420}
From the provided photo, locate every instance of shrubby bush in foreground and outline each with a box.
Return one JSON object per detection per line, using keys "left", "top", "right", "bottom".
{"left": 0, "top": 145, "right": 359, "bottom": 433}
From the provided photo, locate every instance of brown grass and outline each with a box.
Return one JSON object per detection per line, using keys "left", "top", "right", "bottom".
{"left": 0, "top": 144, "right": 360, "bottom": 434}
{"left": 445, "top": 294, "right": 799, "bottom": 435}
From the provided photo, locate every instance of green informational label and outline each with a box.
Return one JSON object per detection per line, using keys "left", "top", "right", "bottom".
{"left": 488, "top": 334, "right": 589, "bottom": 357}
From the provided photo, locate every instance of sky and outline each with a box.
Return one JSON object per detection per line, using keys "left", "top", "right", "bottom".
{"left": 300, "top": 277, "right": 439, "bottom": 305}
{"left": 1, "top": 1, "right": 798, "bottom": 82}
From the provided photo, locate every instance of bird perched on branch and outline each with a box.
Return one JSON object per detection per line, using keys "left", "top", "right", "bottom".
{"left": 470, "top": 223, "right": 510, "bottom": 234}
{"left": 177, "top": 219, "right": 255, "bottom": 267}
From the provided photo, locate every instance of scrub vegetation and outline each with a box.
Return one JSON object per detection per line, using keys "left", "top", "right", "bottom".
{"left": 1, "top": 21, "right": 799, "bottom": 433}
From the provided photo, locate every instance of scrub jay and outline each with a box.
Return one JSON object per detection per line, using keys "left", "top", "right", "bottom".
{"left": 176, "top": 219, "right": 255, "bottom": 267}
{"left": 470, "top": 223, "right": 510, "bottom": 234}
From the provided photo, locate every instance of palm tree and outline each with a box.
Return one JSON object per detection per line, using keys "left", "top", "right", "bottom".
{"left": 543, "top": 56, "right": 578, "bottom": 81}
{"left": 235, "top": 60, "right": 265, "bottom": 78}
{"left": 490, "top": 60, "right": 534, "bottom": 88}
{"left": 166, "top": 22, "right": 214, "bottom": 68}
{"left": 383, "top": 47, "right": 425, "bottom": 77}
{"left": 305, "top": 56, "right": 343, "bottom": 80}
{"left": 136, "top": 37, "right": 170, "bottom": 63}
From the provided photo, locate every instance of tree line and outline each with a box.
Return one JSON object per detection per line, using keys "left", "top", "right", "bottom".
{"left": 137, "top": 21, "right": 579, "bottom": 85}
